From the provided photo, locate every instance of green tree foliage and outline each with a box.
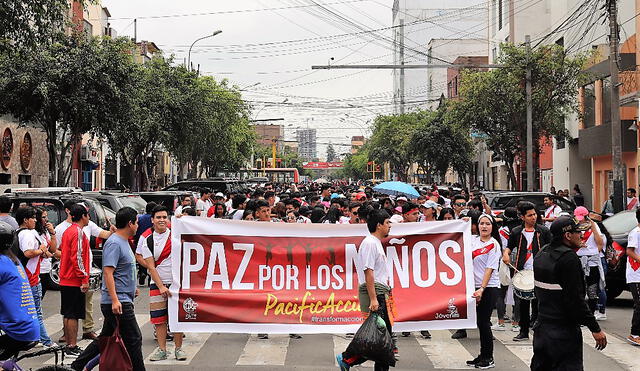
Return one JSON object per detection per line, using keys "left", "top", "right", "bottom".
{"left": 0, "top": 35, "right": 136, "bottom": 185}
{"left": 448, "top": 43, "right": 587, "bottom": 189}
{"left": 0, "top": 0, "right": 70, "bottom": 51}
{"left": 326, "top": 143, "right": 337, "bottom": 162}
{"left": 340, "top": 148, "right": 369, "bottom": 180}
{"left": 412, "top": 103, "right": 473, "bottom": 184}
{"left": 367, "top": 113, "right": 422, "bottom": 181}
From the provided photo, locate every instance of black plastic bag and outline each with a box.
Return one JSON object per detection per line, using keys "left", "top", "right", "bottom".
{"left": 345, "top": 312, "right": 396, "bottom": 366}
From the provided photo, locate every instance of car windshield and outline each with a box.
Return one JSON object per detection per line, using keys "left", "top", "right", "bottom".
{"left": 603, "top": 211, "right": 638, "bottom": 235}
{"left": 490, "top": 196, "right": 515, "bottom": 209}
{"left": 119, "top": 196, "right": 147, "bottom": 214}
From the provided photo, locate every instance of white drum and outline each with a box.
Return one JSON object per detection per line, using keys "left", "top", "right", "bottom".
{"left": 512, "top": 270, "right": 535, "bottom": 300}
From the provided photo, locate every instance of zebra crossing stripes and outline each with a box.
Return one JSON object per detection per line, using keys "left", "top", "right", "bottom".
{"left": 143, "top": 332, "right": 211, "bottom": 365}
{"left": 581, "top": 327, "right": 640, "bottom": 371}
{"left": 414, "top": 331, "right": 475, "bottom": 369}
{"left": 235, "top": 334, "right": 290, "bottom": 366}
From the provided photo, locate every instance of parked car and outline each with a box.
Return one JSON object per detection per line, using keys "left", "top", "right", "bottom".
{"left": 7, "top": 191, "right": 112, "bottom": 290}
{"left": 82, "top": 191, "right": 147, "bottom": 214}
{"left": 163, "top": 178, "right": 246, "bottom": 194}
{"left": 489, "top": 192, "right": 576, "bottom": 216}
{"left": 602, "top": 210, "right": 637, "bottom": 300}
{"left": 137, "top": 191, "right": 193, "bottom": 215}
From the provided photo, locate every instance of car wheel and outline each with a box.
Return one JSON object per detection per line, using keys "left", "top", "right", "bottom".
{"left": 46, "top": 260, "right": 61, "bottom": 291}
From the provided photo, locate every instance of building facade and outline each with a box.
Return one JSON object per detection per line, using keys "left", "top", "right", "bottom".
{"left": 254, "top": 124, "right": 284, "bottom": 152}
{"left": 297, "top": 128, "right": 317, "bottom": 161}
{"left": 0, "top": 116, "right": 49, "bottom": 188}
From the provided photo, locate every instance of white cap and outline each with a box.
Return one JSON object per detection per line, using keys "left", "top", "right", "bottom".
{"left": 397, "top": 196, "right": 408, "bottom": 201}
{"left": 215, "top": 192, "right": 224, "bottom": 198}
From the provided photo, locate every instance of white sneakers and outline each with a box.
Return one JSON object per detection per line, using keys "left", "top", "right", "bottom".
{"left": 491, "top": 323, "right": 506, "bottom": 331}
{"left": 594, "top": 312, "right": 607, "bottom": 321}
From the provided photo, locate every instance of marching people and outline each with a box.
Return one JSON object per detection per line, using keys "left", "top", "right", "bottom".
{"left": 467, "top": 214, "right": 501, "bottom": 369}
{"left": 337, "top": 209, "right": 395, "bottom": 371}
{"left": 503, "top": 202, "right": 552, "bottom": 342}
{"left": 628, "top": 188, "right": 639, "bottom": 210}
{"left": 531, "top": 216, "right": 607, "bottom": 370}
{"left": 15, "top": 206, "right": 56, "bottom": 348}
{"left": 493, "top": 207, "right": 519, "bottom": 332}
{"left": 71, "top": 207, "right": 145, "bottom": 371}
{"left": 34, "top": 207, "right": 58, "bottom": 299}
{"left": 625, "top": 208, "right": 640, "bottom": 346}
{"left": 135, "top": 205, "right": 187, "bottom": 361}
{"left": 0, "top": 196, "right": 18, "bottom": 229}
{"left": 58, "top": 204, "right": 92, "bottom": 358}
{"left": 541, "top": 196, "right": 561, "bottom": 228}
{"left": 196, "top": 188, "right": 213, "bottom": 217}
{"left": 0, "top": 221, "right": 40, "bottom": 360}
{"left": 55, "top": 200, "right": 113, "bottom": 343}
{"left": 174, "top": 195, "right": 192, "bottom": 217}
{"left": 573, "top": 206, "right": 606, "bottom": 316}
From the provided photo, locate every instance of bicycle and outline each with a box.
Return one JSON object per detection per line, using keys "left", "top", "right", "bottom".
{"left": 0, "top": 343, "right": 73, "bottom": 371}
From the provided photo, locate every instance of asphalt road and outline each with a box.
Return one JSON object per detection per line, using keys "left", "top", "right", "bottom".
{"left": 17, "top": 287, "right": 640, "bottom": 370}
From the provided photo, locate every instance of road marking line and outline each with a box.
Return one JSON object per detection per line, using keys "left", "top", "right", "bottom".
{"left": 491, "top": 318, "right": 532, "bottom": 366}
{"left": 143, "top": 332, "right": 211, "bottom": 365}
{"left": 332, "top": 335, "right": 374, "bottom": 368}
{"left": 45, "top": 314, "right": 149, "bottom": 365}
{"left": 581, "top": 327, "right": 640, "bottom": 371}
{"left": 415, "top": 330, "right": 474, "bottom": 369}
{"left": 236, "top": 334, "right": 290, "bottom": 366}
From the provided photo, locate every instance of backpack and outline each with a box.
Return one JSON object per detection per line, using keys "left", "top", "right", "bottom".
{"left": 10, "top": 228, "right": 29, "bottom": 267}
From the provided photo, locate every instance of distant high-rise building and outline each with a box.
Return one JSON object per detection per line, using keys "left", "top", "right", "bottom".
{"left": 297, "top": 129, "right": 317, "bottom": 161}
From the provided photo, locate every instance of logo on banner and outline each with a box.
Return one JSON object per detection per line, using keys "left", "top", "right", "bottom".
{"left": 183, "top": 297, "right": 198, "bottom": 320}
{"left": 435, "top": 298, "right": 460, "bottom": 319}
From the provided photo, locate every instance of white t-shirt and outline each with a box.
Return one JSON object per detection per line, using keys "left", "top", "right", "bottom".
{"left": 627, "top": 197, "right": 639, "bottom": 210}
{"left": 196, "top": 199, "right": 212, "bottom": 217}
{"left": 626, "top": 226, "right": 640, "bottom": 283}
{"left": 543, "top": 205, "right": 562, "bottom": 228}
{"left": 136, "top": 229, "right": 172, "bottom": 283}
{"left": 357, "top": 235, "right": 389, "bottom": 286}
{"left": 498, "top": 226, "right": 510, "bottom": 250}
{"left": 38, "top": 232, "right": 52, "bottom": 274}
{"left": 522, "top": 229, "right": 535, "bottom": 270}
{"left": 19, "top": 229, "right": 42, "bottom": 284}
{"left": 55, "top": 220, "right": 104, "bottom": 266}
{"left": 576, "top": 224, "right": 605, "bottom": 267}
{"left": 471, "top": 236, "right": 500, "bottom": 288}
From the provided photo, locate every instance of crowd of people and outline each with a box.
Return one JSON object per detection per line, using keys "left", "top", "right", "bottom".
{"left": 0, "top": 181, "right": 639, "bottom": 371}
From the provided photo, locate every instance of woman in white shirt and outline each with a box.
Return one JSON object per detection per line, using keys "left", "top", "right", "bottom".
{"left": 468, "top": 214, "right": 501, "bottom": 369}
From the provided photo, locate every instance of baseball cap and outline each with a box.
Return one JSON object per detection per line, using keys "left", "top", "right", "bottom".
{"left": 420, "top": 200, "right": 439, "bottom": 210}
{"left": 355, "top": 192, "right": 367, "bottom": 201}
{"left": 397, "top": 196, "right": 408, "bottom": 202}
{"left": 214, "top": 192, "right": 224, "bottom": 198}
{"left": 573, "top": 206, "right": 589, "bottom": 221}
{"left": 550, "top": 215, "right": 590, "bottom": 237}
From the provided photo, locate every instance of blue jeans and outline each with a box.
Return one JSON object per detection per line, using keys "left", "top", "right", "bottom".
{"left": 31, "top": 283, "right": 52, "bottom": 345}
{"left": 597, "top": 256, "right": 608, "bottom": 313}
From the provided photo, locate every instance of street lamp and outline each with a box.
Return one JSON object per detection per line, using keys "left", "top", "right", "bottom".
{"left": 188, "top": 30, "right": 222, "bottom": 71}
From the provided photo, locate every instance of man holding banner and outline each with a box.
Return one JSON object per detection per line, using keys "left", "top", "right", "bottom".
{"left": 337, "top": 209, "right": 395, "bottom": 371}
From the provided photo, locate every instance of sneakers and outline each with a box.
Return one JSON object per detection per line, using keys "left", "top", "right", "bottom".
{"left": 175, "top": 347, "right": 187, "bottom": 361}
{"left": 82, "top": 332, "right": 97, "bottom": 340}
{"left": 475, "top": 358, "right": 495, "bottom": 369}
{"left": 336, "top": 354, "right": 350, "bottom": 371}
{"left": 64, "top": 345, "right": 82, "bottom": 358}
{"left": 452, "top": 329, "right": 467, "bottom": 339}
{"left": 401, "top": 332, "right": 411, "bottom": 337}
{"left": 257, "top": 333, "right": 269, "bottom": 339}
{"left": 289, "top": 334, "right": 302, "bottom": 339}
{"left": 42, "top": 342, "right": 58, "bottom": 349}
{"left": 595, "top": 312, "right": 607, "bottom": 321}
{"left": 420, "top": 330, "right": 431, "bottom": 339}
{"left": 491, "top": 323, "right": 506, "bottom": 331}
{"left": 627, "top": 335, "right": 640, "bottom": 346}
{"left": 511, "top": 324, "right": 520, "bottom": 332}
{"left": 345, "top": 333, "right": 354, "bottom": 339}
{"left": 503, "top": 316, "right": 512, "bottom": 323}
{"left": 513, "top": 332, "right": 529, "bottom": 342}
{"left": 149, "top": 347, "right": 168, "bottom": 361}
{"left": 466, "top": 356, "right": 481, "bottom": 366}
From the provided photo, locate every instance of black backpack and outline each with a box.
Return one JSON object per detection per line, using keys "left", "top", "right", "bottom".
{"left": 10, "top": 228, "right": 30, "bottom": 267}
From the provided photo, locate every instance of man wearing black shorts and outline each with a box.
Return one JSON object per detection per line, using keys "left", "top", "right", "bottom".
{"left": 58, "top": 204, "right": 91, "bottom": 358}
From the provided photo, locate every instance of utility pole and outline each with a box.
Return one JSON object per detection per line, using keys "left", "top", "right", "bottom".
{"left": 608, "top": 0, "right": 625, "bottom": 212}
{"left": 399, "top": 19, "right": 405, "bottom": 114}
{"left": 525, "top": 35, "right": 534, "bottom": 192}
{"left": 133, "top": 19, "right": 137, "bottom": 43}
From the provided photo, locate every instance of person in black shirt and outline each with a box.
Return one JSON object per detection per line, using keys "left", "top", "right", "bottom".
{"left": 531, "top": 216, "right": 607, "bottom": 370}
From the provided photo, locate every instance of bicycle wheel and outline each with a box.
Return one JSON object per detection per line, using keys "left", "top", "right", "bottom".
{"left": 34, "top": 365, "right": 75, "bottom": 371}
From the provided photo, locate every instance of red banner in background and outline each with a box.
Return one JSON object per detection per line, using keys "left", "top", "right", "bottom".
{"left": 169, "top": 218, "right": 476, "bottom": 334}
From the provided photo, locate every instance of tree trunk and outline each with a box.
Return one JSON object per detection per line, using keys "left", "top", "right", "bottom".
{"left": 505, "top": 157, "right": 517, "bottom": 191}
{"left": 45, "top": 121, "right": 57, "bottom": 186}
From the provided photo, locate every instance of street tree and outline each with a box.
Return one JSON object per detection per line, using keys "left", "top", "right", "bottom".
{"left": 340, "top": 147, "right": 369, "bottom": 180}
{"left": 0, "top": 35, "right": 137, "bottom": 185}
{"left": 326, "top": 143, "right": 337, "bottom": 162}
{"left": 367, "top": 113, "right": 421, "bottom": 181}
{"left": 448, "top": 43, "right": 588, "bottom": 189}
{"left": 0, "top": 0, "right": 70, "bottom": 52}
{"left": 412, "top": 104, "right": 473, "bottom": 185}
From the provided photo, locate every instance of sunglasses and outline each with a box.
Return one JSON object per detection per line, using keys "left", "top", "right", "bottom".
{"left": 454, "top": 203, "right": 466, "bottom": 207}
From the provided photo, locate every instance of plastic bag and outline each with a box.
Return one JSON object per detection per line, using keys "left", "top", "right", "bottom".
{"left": 345, "top": 312, "right": 396, "bottom": 366}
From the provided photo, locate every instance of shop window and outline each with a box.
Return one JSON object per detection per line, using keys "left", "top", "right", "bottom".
{"left": 0, "top": 174, "right": 10, "bottom": 184}
{"left": 17, "top": 174, "right": 31, "bottom": 186}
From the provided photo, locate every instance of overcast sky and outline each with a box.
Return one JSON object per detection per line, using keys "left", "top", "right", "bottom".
{"left": 102, "top": 0, "right": 486, "bottom": 159}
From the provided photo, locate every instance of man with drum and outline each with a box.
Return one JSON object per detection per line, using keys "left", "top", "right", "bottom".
{"left": 530, "top": 216, "right": 607, "bottom": 370}
{"left": 503, "top": 202, "right": 551, "bottom": 342}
